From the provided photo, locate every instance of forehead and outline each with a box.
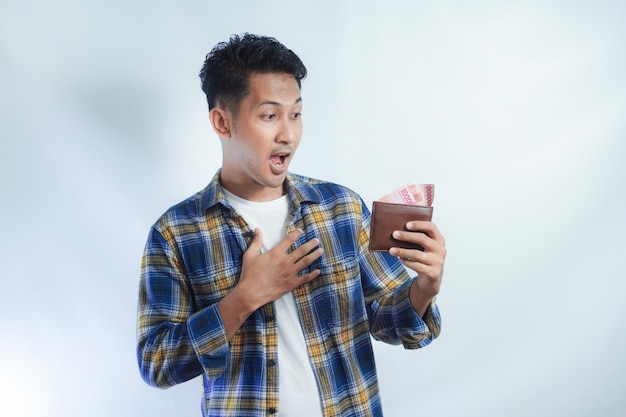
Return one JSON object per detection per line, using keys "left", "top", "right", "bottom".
{"left": 244, "top": 72, "right": 302, "bottom": 106}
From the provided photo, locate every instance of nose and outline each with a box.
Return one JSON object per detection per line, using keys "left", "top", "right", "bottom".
{"left": 276, "top": 118, "right": 299, "bottom": 144}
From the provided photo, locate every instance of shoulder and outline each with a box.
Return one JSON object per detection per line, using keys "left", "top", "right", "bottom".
{"left": 152, "top": 172, "right": 223, "bottom": 231}
{"left": 287, "top": 173, "right": 363, "bottom": 204}
{"left": 151, "top": 185, "right": 212, "bottom": 235}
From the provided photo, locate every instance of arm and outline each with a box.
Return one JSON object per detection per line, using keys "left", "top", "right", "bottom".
{"left": 389, "top": 221, "right": 446, "bottom": 317}
{"left": 357, "top": 200, "right": 444, "bottom": 348}
{"left": 137, "top": 226, "right": 208, "bottom": 387}
{"left": 217, "top": 228, "right": 323, "bottom": 340}
{"left": 137, "top": 226, "right": 323, "bottom": 387}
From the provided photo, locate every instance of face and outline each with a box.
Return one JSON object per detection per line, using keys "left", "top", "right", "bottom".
{"left": 213, "top": 72, "right": 303, "bottom": 202}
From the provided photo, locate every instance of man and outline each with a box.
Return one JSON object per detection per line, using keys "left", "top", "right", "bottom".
{"left": 137, "top": 33, "right": 446, "bottom": 417}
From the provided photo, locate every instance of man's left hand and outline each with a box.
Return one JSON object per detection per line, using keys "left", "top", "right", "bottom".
{"left": 389, "top": 221, "right": 446, "bottom": 315}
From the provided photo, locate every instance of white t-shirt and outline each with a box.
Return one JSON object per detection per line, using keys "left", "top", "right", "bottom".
{"left": 223, "top": 189, "right": 324, "bottom": 417}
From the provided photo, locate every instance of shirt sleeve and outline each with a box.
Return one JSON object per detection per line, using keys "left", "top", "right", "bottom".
{"left": 357, "top": 199, "right": 442, "bottom": 349}
{"left": 136, "top": 225, "right": 230, "bottom": 388}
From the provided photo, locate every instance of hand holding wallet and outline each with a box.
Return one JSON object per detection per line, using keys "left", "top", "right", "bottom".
{"left": 369, "top": 184, "right": 435, "bottom": 252}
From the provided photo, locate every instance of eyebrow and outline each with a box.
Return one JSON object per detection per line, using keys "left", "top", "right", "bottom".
{"left": 258, "top": 97, "right": 302, "bottom": 107}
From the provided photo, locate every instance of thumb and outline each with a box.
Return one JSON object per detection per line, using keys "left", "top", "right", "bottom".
{"left": 246, "top": 228, "right": 263, "bottom": 256}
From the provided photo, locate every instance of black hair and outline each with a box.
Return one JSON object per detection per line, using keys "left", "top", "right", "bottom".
{"left": 199, "top": 33, "right": 307, "bottom": 113}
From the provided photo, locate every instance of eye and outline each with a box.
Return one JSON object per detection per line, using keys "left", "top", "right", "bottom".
{"left": 262, "top": 114, "right": 276, "bottom": 121}
{"left": 292, "top": 112, "right": 302, "bottom": 119}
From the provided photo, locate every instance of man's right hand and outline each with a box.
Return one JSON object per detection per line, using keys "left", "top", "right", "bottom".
{"left": 239, "top": 228, "right": 323, "bottom": 307}
{"left": 217, "top": 228, "right": 323, "bottom": 340}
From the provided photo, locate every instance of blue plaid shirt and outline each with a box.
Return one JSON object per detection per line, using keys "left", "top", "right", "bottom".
{"left": 137, "top": 171, "right": 441, "bottom": 416}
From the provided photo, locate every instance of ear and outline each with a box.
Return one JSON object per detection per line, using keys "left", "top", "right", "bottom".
{"left": 209, "top": 108, "right": 232, "bottom": 138}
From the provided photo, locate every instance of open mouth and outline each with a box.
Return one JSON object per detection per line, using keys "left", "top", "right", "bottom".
{"left": 270, "top": 153, "right": 288, "bottom": 167}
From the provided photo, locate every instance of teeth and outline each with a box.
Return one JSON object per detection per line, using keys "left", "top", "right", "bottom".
{"left": 270, "top": 154, "right": 285, "bottom": 166}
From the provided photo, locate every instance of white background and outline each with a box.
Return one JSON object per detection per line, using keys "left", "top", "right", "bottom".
{"left": 1, "top": 1, "right": 625, "bottom": 416}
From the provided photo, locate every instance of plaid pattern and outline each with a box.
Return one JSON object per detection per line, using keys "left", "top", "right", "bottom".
{"left": 137, "top": 171, "right": 441, "bottom": 417}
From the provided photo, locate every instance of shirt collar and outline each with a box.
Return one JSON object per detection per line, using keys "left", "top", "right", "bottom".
{"left": 199, "top": 170, "right": 322, "bottom": 213}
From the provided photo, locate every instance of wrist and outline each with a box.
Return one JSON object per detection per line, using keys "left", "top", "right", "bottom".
{"left": 409, "top": 277, "right": 436, "bottom": 317}
{"left": 227, "top": 284, "right": 259, "bottom": 317}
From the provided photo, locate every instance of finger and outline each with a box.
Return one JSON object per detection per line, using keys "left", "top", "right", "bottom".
{"left": 295, "top": 246, "right": 324, "bottom": 268}
{"left": 393, "top": 229, "right": 445, "bottom": 255}
{"left": 392, "top": 230, "right": 429, "bottom": 248}
{"left": 245, "top": 228, "right": 264, "bottom": 256}
{"left": 275, "top": 228, "right": 304, "bottom": 252}
{"left": 406, "top": 221, "right": 444, "bottom": 242}
{"left": 389, "top": 247, "right": 428, "bottom": 264}
{"left": 290, "top": 237, "right": 321, "bottom": 260}
{"left": 298, "top": 268, "right": 322, "bottom": 284}
{"left": 390, "top": 249, "right": 434, "bottom": 279}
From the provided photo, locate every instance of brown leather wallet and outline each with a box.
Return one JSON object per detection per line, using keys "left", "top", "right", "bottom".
{"left": 369, "top": 201, "right": 434, "bottom": 252}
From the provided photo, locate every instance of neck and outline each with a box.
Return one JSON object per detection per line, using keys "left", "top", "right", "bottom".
{"left": 219, "top": 175, "right": 286, "bottom": 202}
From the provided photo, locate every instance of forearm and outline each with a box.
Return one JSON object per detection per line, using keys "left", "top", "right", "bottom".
{"left": 139, "top": 244, "right": 232, "bottom": 384}
{"left": 138, "top": 301, "right": 241, "bottom": 386}
{"left": 137, "top": 320, "right": 204, "bottom": 388}
{"left": 409, "top": 277, "right": 437, "bottom": 318}
{"left": 217, "top": 285, "right": 257, "bottom": 341}
{"left": 367, "top": 273, "right": 441, "bottom": 348}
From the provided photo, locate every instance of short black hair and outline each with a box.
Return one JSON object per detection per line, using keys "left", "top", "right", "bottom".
{"left": 199, "top": 33, "right": 307, "bottom": 114}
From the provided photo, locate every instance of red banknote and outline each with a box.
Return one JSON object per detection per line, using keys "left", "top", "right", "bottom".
{"left": 377, "top": 183, "right": 434, "bottom": 207}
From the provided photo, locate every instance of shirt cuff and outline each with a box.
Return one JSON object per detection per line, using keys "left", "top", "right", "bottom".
{"left": 187, "top": 303, "right": 230, "bottom": 379}
{"left": 398, "top": 277, "right": 442, "bottom": 349}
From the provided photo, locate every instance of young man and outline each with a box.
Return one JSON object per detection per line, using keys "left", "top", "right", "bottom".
{"left": 137, "top": 33, "right": 446, "bottom": 417}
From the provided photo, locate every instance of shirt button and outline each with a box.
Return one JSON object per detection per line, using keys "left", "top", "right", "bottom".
{"left": 268, "top": 407, "right": 277, "bottom": 414}
{"left": 268, "top": 359, "right": 276, "bottom": 367}
{"left": 265, "top": 315, "right": 275, "bottom": 322}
